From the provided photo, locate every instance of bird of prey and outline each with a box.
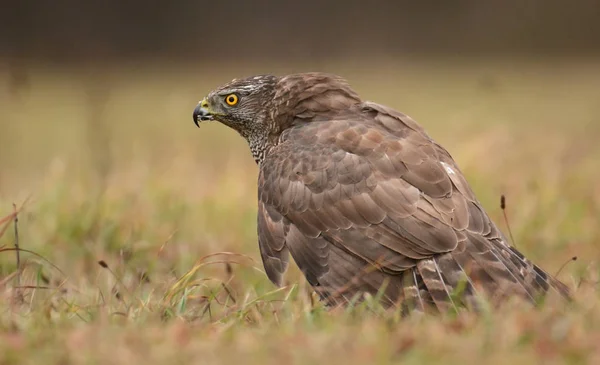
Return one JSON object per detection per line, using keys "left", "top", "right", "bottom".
{"left": 192, "top": 72, "right": 570, "bottom": 314}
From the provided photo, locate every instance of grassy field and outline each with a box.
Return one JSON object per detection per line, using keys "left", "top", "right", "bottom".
{"left": 1, "top": 57, "right": 599, "bottom": 364}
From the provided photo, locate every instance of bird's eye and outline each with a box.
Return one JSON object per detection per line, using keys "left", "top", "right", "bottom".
{"left": 225, "top": 94, "right": 239, "bottom": 106}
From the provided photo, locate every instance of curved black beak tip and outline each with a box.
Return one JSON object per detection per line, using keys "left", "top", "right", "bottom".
{"left": 193, "top": 104, "right": 202, "bottom": 128}
{"left": 193, "top": 103, "right": 213, "bottom": 128}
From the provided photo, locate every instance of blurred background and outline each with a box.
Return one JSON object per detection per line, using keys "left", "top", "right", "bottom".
{"left": 0, "top": 1, "right": 599, "bottom": 287}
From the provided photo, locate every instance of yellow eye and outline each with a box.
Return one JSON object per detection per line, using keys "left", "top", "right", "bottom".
{"left": 225, "top": 94, "right": 239, "bottom": 106}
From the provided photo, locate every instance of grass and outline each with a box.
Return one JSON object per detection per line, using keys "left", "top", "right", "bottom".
{"left": 0, "top": 56, "right": 599, "bottom": 364}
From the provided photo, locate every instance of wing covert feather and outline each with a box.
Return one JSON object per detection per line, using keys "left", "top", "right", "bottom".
{"left": 256, "top": 100, "right": 569, "bottom": 310}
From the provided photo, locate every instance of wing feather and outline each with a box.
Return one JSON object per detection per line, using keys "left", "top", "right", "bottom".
{"left": 256, "top": 100, "right": 570, "bottom": 312}
{"left": 256, "top": 202, "right": 290, "bottom": 287}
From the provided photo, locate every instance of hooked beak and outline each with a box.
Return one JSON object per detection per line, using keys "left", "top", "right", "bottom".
{"left": 193, "top": 99, "right": 214, "bottom": 127}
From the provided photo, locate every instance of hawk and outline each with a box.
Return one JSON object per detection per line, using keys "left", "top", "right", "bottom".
{"left": 193, "top": 72, "right": 570, "bottom": 313}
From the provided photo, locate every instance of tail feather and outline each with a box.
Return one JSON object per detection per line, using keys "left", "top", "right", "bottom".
{"left": 491, "top": 230, "right": 572, "bottom": 301}
{"left": 464, "top": 233, "right": 538, "bottom": 303}
{"left": 400, "top": 269, "right": 426, "bottom": 314}
{"left": 504, "top": 245, "right": 572, "bottom": 300}
{"left": 435, "top": 253, "right": 481, "bottom": 311}
{"left": 416, "top": 259, "right": 458, "bottom": 314}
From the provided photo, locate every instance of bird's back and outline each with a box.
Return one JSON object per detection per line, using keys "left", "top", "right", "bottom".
{"left": 257, "top": 100, "right": 570, "bottom": 313}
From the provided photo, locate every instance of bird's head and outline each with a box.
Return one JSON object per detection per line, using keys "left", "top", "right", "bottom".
{"left": 193, "top": 72, "right": 362, "bottom": 134}
{"left": 193, "top": 74, "right": 279, "bottom": 138}
{"left": 193, "top": 73, "right": 362, "bottom": 164}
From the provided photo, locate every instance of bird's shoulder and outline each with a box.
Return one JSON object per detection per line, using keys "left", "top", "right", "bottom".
{"left": 259, "top": 101, "right": 485, "bottom": 233}
{"left": 262, "top": 101, "right": 476, "bottom": 197}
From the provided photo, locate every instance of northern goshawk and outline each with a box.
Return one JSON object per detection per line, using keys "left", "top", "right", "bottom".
{"left": 193, "top": 72, "right": 570, "bottom": 313}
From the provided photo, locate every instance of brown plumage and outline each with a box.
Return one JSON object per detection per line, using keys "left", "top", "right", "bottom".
{"left": 193, "top": 72, "right": 570, "bottom": 314}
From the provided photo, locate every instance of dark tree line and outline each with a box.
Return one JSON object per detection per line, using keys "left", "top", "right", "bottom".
{"left": 1, "top": 0, "right": 599, "bottom": 65}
